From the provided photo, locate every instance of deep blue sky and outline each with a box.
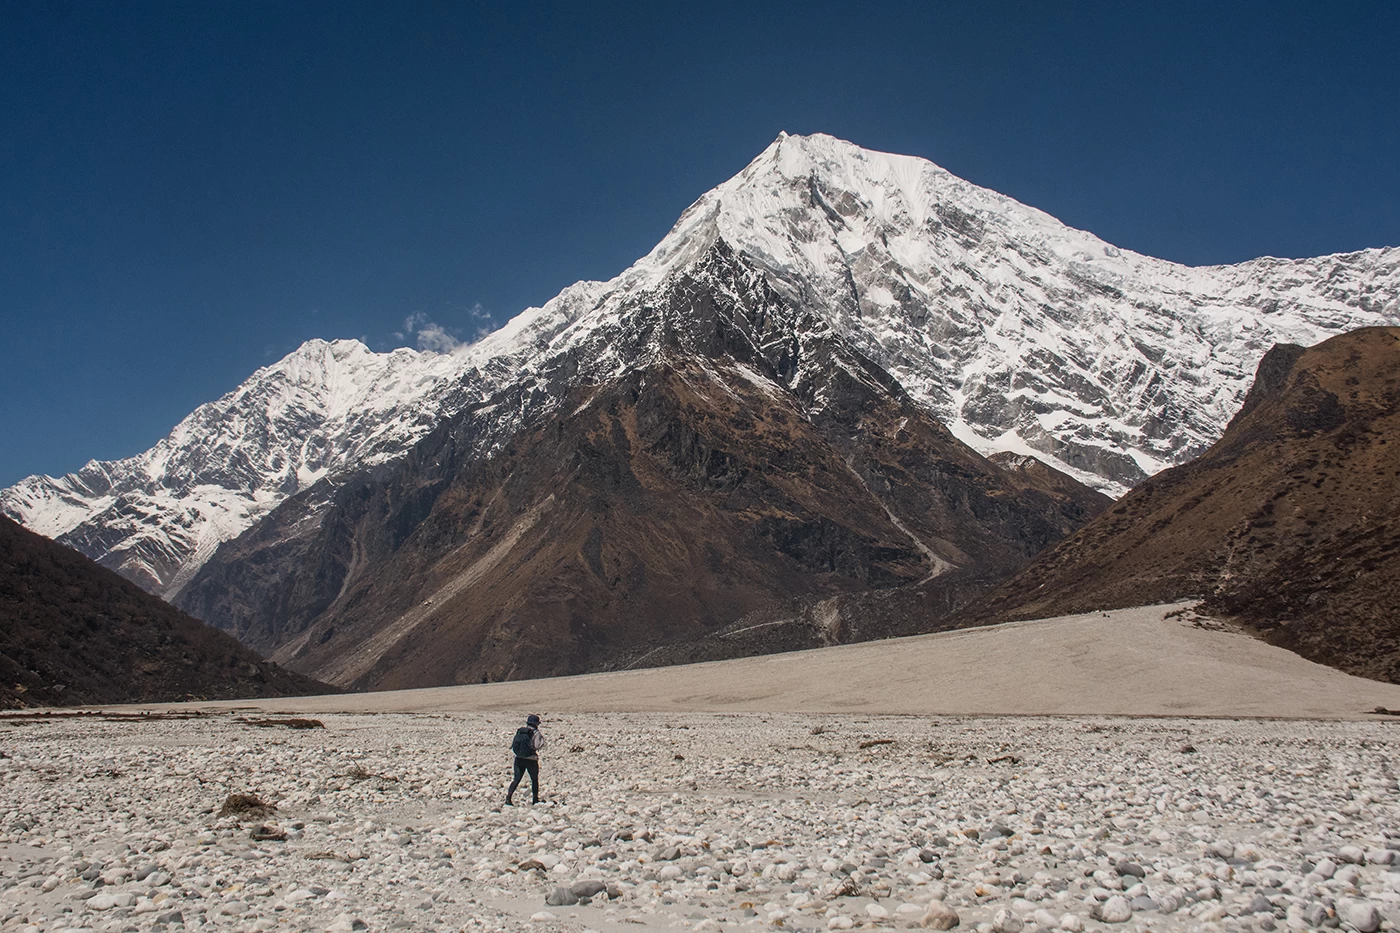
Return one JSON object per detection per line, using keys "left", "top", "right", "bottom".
{"left": 3, "top": 1, "right": 1398, "bottom": 487}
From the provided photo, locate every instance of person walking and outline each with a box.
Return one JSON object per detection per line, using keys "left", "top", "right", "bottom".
{"left": 505, "top": 714, "right": 545, "bottom": 805}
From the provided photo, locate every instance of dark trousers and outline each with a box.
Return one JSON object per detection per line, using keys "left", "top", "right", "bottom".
{"left": 507, "top": 756, "right": 539, "bottom": 802}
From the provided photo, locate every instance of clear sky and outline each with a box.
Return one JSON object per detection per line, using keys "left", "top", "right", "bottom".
{"left": 2, "top": 1, "right": 1398, "bottom": 487}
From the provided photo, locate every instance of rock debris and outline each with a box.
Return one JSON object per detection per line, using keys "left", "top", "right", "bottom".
{"left": 3, "top": 711, "right": 1399, "bottom": 932}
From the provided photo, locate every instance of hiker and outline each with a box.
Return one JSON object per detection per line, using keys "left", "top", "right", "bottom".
{"left": 505, "top": 713, "right": 545, "bottom": 805}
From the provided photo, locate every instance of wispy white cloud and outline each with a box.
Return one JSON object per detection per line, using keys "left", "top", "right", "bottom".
{"left": 463, "top": 302, "right": 495, "bottom": 342}
{"left": 401, "top": 311, "right": 462, "bottom": 353}
{"left": 394, "top": 304, "right": 496, "bottom": 353}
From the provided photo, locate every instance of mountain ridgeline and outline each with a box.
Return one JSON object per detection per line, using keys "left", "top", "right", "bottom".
{"left": 2, "top": 133, "right": 1398, "bottom": 691}
{"left": 5, "top": 134, "right": 1396, "bottom": 606}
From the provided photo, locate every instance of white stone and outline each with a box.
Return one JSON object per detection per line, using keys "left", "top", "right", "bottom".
{"left": 1343, "top": 900, "right": 1382, "bottom": 933}
{"left": 1208, "top": 840, "right": 1235, "bottom": 859}
{"left": 990, "top": 908, "right": 1023, "bottom": 932}
{"left": 1097, "top": 896, "right": 1132, "bottom": 923}
{"left": 1337, "top": 845, "right": 1366, "bottom": 864}
{"left": 921, "top": 899, "right": 960, "bottom": 930}
{"left": 326, "top": 914, "right": 358, "bottom": 933}
{"left": 1157, "top": 892, "right": 1184, "bottom": 914}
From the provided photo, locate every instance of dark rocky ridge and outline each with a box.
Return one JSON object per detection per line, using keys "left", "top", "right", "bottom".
{"left": 960, "top": 327, "right": 1400, "bottom": 683}
{"left": 0, "top": 515, "right": 328, "bottom": 708}
{"left": 178, "top": 241, "right": 1109, "bottom": 688}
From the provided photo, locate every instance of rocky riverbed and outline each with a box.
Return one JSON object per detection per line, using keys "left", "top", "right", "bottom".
{"left": 3, "top": 710, "right": 1400, "bottom": 933}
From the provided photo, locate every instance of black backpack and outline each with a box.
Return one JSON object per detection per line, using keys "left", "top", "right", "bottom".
{"left": 511, "top": 726, "right": 535, "bottom": 758}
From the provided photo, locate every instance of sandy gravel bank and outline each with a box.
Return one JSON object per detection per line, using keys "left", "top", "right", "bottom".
{"left": 159, "top": 605, "right": 1400, "bottom": 719}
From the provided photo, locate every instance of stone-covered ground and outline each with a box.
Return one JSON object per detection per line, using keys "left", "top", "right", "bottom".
{"left": 3, "top": 711, "right": 1399, "bottom": 933}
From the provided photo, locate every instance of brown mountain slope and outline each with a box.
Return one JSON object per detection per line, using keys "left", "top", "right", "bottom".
{"left": 0, "top": 515, "right": 328, "bottom": 708}
{"left": 256, "top": 352, "right": 1106, "bottom": 691}
{"left": 179, "top": 243, "right": 1108, "bottom": 689}
{"left": 964, "top": 326, "right": 1400, "bottom": 682}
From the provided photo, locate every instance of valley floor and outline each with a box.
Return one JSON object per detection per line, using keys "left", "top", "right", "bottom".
{"left": 4, "top": 710, "right": 1400, "bottom": 933}
{"left": 153, "top": 604, "right": 1400, "bottom": 719}
{"left": 8, "top": 604, "right": 1400, "bottom": 933}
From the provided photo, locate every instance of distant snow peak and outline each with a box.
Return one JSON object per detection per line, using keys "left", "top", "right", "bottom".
{"left": 0, "top": 337, "right": 468, "bottom": 595}
{"left": 3, "top": 133, "right": 1398, "bottom": 595}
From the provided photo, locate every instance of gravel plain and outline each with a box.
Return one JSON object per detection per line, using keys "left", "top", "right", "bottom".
{"left": 6, "top": 709, "right": 1400, "bottom": 933}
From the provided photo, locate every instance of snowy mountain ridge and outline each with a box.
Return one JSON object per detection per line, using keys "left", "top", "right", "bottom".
{"left": 674, "top": 134, "right": 1399, "bottom": 484}
{"left": 1, "top": 339, "right": 464, "bottom": 594}
{"left": 4, "top": 132, "right": 1398, "bottom": 596}
{"left": 451, "top": 132, "right": 1399, "bottom": 486}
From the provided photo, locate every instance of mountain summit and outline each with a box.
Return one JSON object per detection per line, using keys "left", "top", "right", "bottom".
{"left": 4, "top": 134, "right": 1398, "bottom": 603}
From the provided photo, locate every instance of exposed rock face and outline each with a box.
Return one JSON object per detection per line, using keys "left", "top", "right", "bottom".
{"left": 0, "top": 515, "right": 327, "bottom": 708}
{"left": 178, "top": 244, "right": 1108, "bottom": 688}
{"left": 963, "top": 327, "right": 1400, "bottom": 682}
{"left": 5, "top": 134, "right": 1397, "bottom": 601}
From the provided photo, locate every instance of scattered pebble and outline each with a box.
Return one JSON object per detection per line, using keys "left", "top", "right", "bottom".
{"left": 3, "top": 711, "right": 1398, "bottom": 932}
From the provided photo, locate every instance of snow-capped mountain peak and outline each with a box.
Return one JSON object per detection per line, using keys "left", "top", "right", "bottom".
{"left": 4, "top": 133, "right": 1397, "bottom": 596}
{"left": 655, "top": 133, "right": 1398, "bottom": 487}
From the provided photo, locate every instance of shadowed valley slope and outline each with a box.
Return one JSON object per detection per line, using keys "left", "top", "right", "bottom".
{"left": 0, "top": 515, "right": 328, "bottom": 708}
{"left": 963, "top": 327, "right": 1400, "bottom": 682}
